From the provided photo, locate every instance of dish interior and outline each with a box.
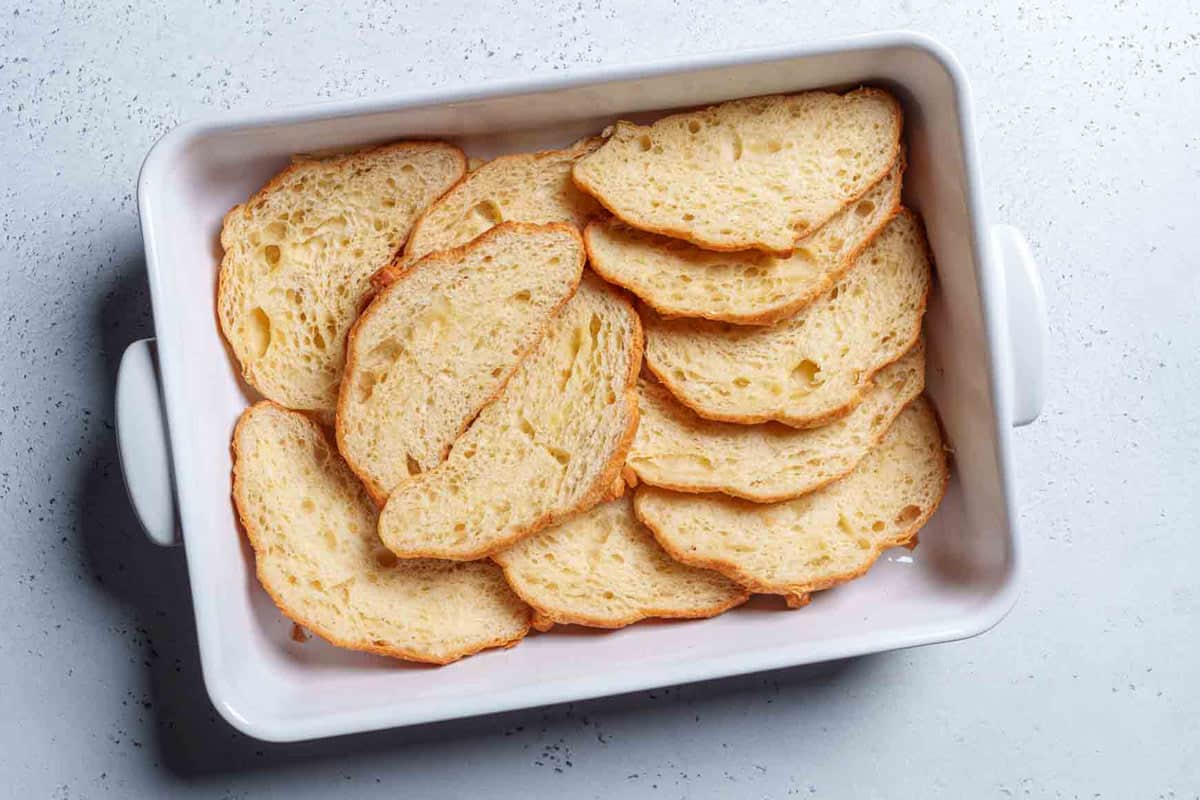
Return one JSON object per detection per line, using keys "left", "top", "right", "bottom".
{"left": 140, "top": 39, "right": 1016, "bottom": 740}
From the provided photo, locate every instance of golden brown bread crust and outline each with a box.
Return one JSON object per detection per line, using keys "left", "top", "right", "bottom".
{"left": 335, "top": 221, "right": 587, "bottom": 505}
{"left": 631, "top": 399, "right": 951, "bottom": 601}
{"left": 571, "top": 89, "right": 903, "bottom": 257}
{"left": 232, "top": 400, "right": 532, "bottom": 665}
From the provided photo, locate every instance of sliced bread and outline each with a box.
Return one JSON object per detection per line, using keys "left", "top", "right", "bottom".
{"left": 337, "top": 222, "right": 585, "bottom": 503}
{"left": 584, "top": 158, "right": 902, "bottom": 325}
{"left": 572, "top": 89, "right": 902, "bottom": 254}
{"left": 643, "top": 210, "right": 931, "bottom": 427}
{"left": 373, "top": 138, "right": 603, "bottom": 287}
{"left": 630, "top": 340, "right": 925, "bottom": 502}
{"left": 231, "top": 402, "right": 531, "bottom": 664}
{"left": 378, "top": 273, "right": 642, "bottom": 560}
{"left": 634, "top": 398, "right": 948, "bottom": 605}
{"left": 493, "top": 496, "right": 748, "bottom": 630}
{"left": 218, "top": 142, "right": 466, "bottom": 412}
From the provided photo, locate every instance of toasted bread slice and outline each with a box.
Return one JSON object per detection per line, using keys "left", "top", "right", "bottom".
{"left": 372, "top": 138, "right": 603, "bottom": 287}
{"left": 493, "top": 496, "right": 747, "bottom": 629}
{"left": 217, "top": 142, "right": 466, "bottom": 412}
{"left": 634, "top": 398, "right": 948, "bottom": 605}
{"left": 584, "top": 159, "right": 902, "bottom": 325}
{"left": 378, "top": 274, "right": 642, "bottom": 560}
{"left": 572, "top": 89, "right": 902, "bottom": 254}
{"left": 231, "top": 402, "right": 531, "bottom": 664}
{"left": 643, "top": 210, "right": 931, "bottom": 427}
{"left": 337, "top": 222, "right": 585, "bottom": 503}
{"left": 630, "top": 341, "right": 925, "bottom": 502}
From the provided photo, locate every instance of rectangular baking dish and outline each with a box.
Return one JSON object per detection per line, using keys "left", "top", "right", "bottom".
{"left": 120, "top": 30, "right": 1046, "bottom": 742}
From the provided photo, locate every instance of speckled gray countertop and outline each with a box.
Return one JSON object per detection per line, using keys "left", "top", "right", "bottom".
{"left": 2, "top": 1, "right": 1198, "bottom": 797}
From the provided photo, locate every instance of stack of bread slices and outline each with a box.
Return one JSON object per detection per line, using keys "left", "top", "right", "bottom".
{"left": 219, "top": 88, "right": 949, "bottom": 665}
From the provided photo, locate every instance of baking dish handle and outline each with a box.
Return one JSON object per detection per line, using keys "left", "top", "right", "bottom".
{"left": 992, "top": 225, "right": 1046, "bottom": 427}
{"left": 115, "top": 337, "right": 181, "bottom": 546}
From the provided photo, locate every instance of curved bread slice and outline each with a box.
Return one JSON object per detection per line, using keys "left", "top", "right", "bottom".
{"left": 572, "top": 89, "right": 902, "bottom": 254}
{"left": 379, "top": 274, "right": 642, "bottom": 560}
{"left": 584, "top": 160, "right": 902, "bottom": 325}
{"left": 231, "top": 402, "right": 531, "bottom": 664}
{"left": 630, "top": 341, "right": 925, "bottom": 502}
{"left": 337, "top": 223, "right": 585, "bottom": 503}
{"left": 493, "top": 496, "right": 747, "bottom": 630}
{"left": 218, "top": 142, "right": 466, "bottom": 412}
{"left": 374, "top": 138, "right": 603, "bottom": 286}
{"left": 643, "top": 210, "right": 931, "bottom": 427}
{"left": 634, "top": 398, "right": 948, "bottom": 605}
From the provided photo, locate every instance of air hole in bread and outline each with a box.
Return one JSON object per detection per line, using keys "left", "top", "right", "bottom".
{"left": 638, "top": 134, "right": 653, "bottom": 151}
{"left": 355, "top": 371, "right": 377, "bottom": 403}
{"left": 792, "top": 359, "right": 821, "bottom": 386}
{"left": 895, "top": 504, "right": 922, "bottom": 525}
{"left": 469, "top": 200, "right": 503, "bottom": 227}
{"left": 871, "top": 520, "right": 886, "bottom": 532}
{"left": 247, "top": 307, "right": 272, "bottom": 358}
{"left": 687, "top": 119, "right": 702, "bottom": 134}
{"left": 264, "top": 244, "right": 281, "bottom": 267}
{"left": 856, "top": 199, "right": 876, "bottom": 217}
{"left": 405, "top": 455, "right": 422, "bottom": 476}
{"left": 727, "top": 133, "right": 744, "bottom": 161}
{"left": 512, "top": 290, "right": 532, "bottom": 303}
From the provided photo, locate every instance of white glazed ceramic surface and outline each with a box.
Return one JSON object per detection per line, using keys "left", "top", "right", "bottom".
{"left": 125, "top": 31, "right": 1044, "bottom": 742}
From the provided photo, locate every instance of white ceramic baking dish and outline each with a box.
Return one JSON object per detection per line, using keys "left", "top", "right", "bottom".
{"left": 119, "top": 30, "right": 1046, "bottom": 742}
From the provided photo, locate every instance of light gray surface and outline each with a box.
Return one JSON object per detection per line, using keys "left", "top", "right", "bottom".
{"left": 1, "top": 0, "right": 1197, "bottom": 796}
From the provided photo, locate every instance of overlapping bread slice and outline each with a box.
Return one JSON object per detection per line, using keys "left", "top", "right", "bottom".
{"left": 218, "top": 142, "right": 466, "bottom": 412}
{"left": 643, "top": 210, "right": 931, "bottom": 428}
{"left": 379, "top": 274, "right": 642, "bottom": 560}
{"left": 630, "top": 340, "right": 925, "bottom": 502}
{"left": 572, "top": 89, "right": 902, "bottom": 255}
{"left": 337, "top": 222, "right": 585, "bottom": 503}
{"left": 232, "top": 402, "right": 531, "bottom": 664}
{"left": 373, "top": 138, "right": 603, "bottom": 286}
{"left": 634, "top": 398, "right": 948, "bottom": 605}
{"left": 584, "top": 158, "right": 903, "bottom": 325}
{"left": 493, "top": 496, "right": 747, "bottom": 630}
